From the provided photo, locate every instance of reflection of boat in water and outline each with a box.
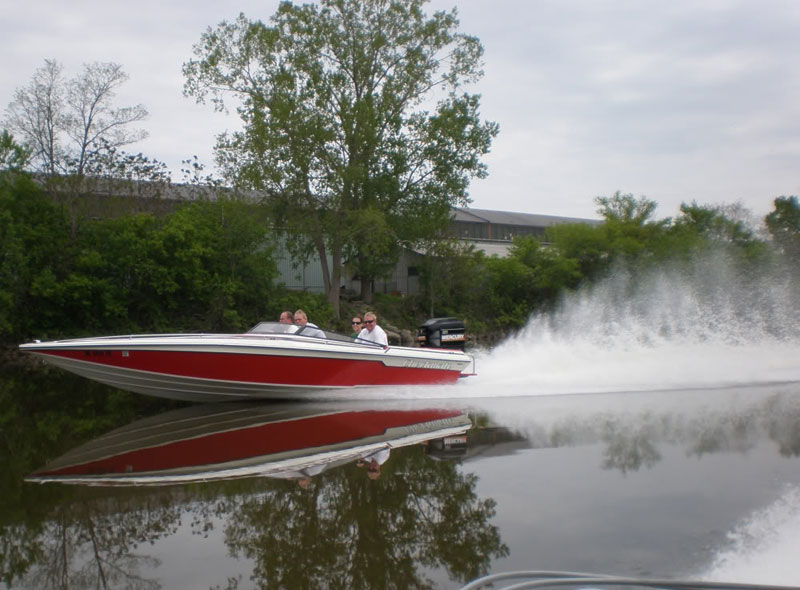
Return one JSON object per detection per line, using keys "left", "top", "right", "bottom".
{"left": 26, "top": 403, "right": 472, "bottom": 486}
{"left": 19, "top": 322, "right": 475, "bottom": 402}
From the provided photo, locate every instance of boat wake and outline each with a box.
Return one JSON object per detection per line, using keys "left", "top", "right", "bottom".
{"left": 702, "top": 485, "right": 800, "bottom": 587}
{"left": 336, "top": 254, "right": 800, "bottom": 400}
{"left": 470, "top": 255, "right": 800, "bottom": 396}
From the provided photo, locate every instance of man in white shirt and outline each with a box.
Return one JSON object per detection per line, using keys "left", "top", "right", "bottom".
{"left": 293, "top": 309, "right": 325, "bottom": 338}
{"left": 356, "top": 446, "right": 391, "bottom": 480}
{"left": 357, "top": 311, "right": 388, "bottom": 346}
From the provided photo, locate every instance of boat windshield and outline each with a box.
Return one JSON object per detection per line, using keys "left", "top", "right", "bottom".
{"left": 246, "top": 322, "right": 382, "bottom": 347}
{"left": 248, "top": 322, "right": 299, "bottom": 335}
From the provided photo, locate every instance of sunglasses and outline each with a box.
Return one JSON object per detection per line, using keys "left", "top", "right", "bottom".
{"left": 352, "top": 321, "right": 362, "bottom": 325}
{"left": 364, "top": 319, "right": 375, "bottom": 324}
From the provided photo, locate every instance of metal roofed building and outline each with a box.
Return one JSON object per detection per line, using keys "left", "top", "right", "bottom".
{"left": 280, "top": 206, "right": 601, "bottom": 295}
{"left": 446, "top": 207, "right": 601, "bottom": 259}
{"left": 450, "top": 207, "right": 601, "bottom": 242}
{"left": 359, "top": 207, "right": 601, "bottom": 296}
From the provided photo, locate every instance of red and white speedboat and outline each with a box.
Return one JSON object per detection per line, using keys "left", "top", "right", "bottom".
{"left": 19, "top": 322, "right": 475, "bottom": 402}
{"left": 26, "top": 403, "right": 473, "bottom": 485}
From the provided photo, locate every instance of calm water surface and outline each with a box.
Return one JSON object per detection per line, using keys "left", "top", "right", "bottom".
{"left": 3, "top": 371, "right": 800, "bottom": 590}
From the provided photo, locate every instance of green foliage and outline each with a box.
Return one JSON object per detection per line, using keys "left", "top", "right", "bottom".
{"left": 0, "top": 175, "right": 282, "bottom": 342}
{"left": 345, "top": 206, "right": 402, "bottom": 285}
{"left": 481, "top": 256, "right": 537, "bottom": 330}
{"left": 399, "top": 192, "right": 775, "bottom": 340}
{"left": 0, "top": 168, "right": 71, "bottom": 340}
{"left": 224, "top": 444, "right": 507, "bottom": 587}
{"left": 545, "top": 222, "right": 609, "bottom": 280}
{"left": 265, "top": 291, "right": 334, "bottom": 329}
{"left": 0, "top": 368, "right": 180, "bottom": 586}
{"left": 594, "top": 192, "right": 669, "bottom": 264}
{"left": 674, "top": 201, "right": 755, "bottom": 245}
{"left": 766, "top": 195, "right": 800, "bottom": 260}
{"left": 415, "top": 239, "right": 486, "bottom": 323}
{"left": 0, "top": 158, "right": 782, "bottom": 345}
{"left": 480, "top": 237, "right": 582, "bottom": 330}
{"left": 0, "top": 130, "right": 31, "bottom": 170}
{"left": 149, "top": 199, "right": 278, "bottom": 331}
{"left": 183, "top": 0, "right": 498, "bottom": 311}
{"left": 595, "top": 191, "right": 658, "bottom": 225}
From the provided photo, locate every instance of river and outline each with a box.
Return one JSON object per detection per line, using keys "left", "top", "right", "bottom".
{"left": 3, "top": 263, "right": 800, "bottom": 589}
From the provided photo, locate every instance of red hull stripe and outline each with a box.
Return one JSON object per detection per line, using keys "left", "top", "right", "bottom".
{"left": 39, "top": 349, "right": 461, "bottom": 386}
{"left": 38, "top": 409, "right": 462, "bottom": 476}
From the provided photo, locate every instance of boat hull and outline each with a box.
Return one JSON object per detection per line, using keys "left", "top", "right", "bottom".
{"left": 21, "top": 333, "right": 474, "bottom": 401}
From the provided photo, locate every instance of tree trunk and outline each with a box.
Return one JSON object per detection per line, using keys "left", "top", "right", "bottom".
{"left": 328, "top": 245, "right": 342, "bottom": 319}
{"left": 314, "top": 234, "right": 341, "bottom": 319}
{"left": 360, "top": 276, "right": 374, "bottom": 303}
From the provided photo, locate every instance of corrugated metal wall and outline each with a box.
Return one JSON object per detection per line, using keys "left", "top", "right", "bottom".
{"left": 273, "top": 234, "right": 329, "bottom": 293}
{"left": 274, "top": 233, "right": 423, "bottom": 296}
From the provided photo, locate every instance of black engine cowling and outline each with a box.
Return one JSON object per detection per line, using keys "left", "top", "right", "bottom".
{"left": 416, "top": 317, "right": 466, "bottom": 350}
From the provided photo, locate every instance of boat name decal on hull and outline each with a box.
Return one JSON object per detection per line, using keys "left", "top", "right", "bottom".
{"left": 401, "top": 359, "right": 453, "bottom": 370}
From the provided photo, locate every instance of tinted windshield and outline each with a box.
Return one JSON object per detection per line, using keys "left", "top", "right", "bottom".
{"left": 247, "top": 322, "right": 298, "bottom": 335}
{"left": 247, "top": 321, "right": 384, "bottom": 346}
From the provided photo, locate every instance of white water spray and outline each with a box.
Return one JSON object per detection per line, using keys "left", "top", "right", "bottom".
{"left": 702, "top": 486, "right": 800, "bottom": 587}
{"left": 467, "top": 255, "right": 800, "bottom": 396}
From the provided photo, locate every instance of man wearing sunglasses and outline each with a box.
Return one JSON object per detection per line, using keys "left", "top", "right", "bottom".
{"left": 356, "top": 311, "right": 388, "bottom": 346}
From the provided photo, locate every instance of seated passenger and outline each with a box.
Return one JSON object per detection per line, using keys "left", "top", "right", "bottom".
{"left": 356, "top": 311, "right": 388, "bottom": 346}
{"left": 293, "top": 309, "right": 325, "bottom": 338}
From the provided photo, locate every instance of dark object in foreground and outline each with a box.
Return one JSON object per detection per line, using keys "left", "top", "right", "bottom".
{"left": 460, "top": 570, "right": 800, "bottom": 590}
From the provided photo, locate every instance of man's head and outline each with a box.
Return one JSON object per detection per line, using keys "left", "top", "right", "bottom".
{"left": 294, "top": 309, "right": 308, "bottom": 326}
{"left": 363, "top": 311, "right": 377, "bottom": 332}
{"left": 279, "top": 311, "right": 293, "bottom": 324}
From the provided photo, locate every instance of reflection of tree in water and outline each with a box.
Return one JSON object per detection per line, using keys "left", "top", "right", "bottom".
{"left": 2, "top": 366, "right": 506, "bottom": 589}
{"left": 0, "top": 370, "right": 183, "bottom": 589}
{"left": 225, "top": 445, "right": 508, "bottom": 589}
{"left": 487, "top": 391, "right": 800, "bottom": 474}
{"left": 765, "top": 394, "right": 800, "bottom": 457}
{"left": 600, "top": 421, "right": 661, "bottom": 474}
{"left": 683, "top": 410, "right": 761, "bottom": 457}
{"left": 3, "top": 446, "right": 507, "bottom": 589}
{"left": 8, "top": 493, "right": 181, "bottom": 590}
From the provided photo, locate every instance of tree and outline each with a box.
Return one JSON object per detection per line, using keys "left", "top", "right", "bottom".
{"left": 545, "top": 222, "right": 609, "bottom": 281}
{"left": 594, "top": 191, "right": 669, "bottom": 263}
{"left": 0, "top": 148, "right": 70, "bottom": 341}
{"left": 595, "top": 191, "right": 658, "bottom": 225}
{"left": 765, "top": 196, "right": 800, "bottom": 260}
{"left": 479, "top": 236, "right": 582, "bottom": 330}
{"left": 4, "top": 59, "right": 148, "bottom": 176}
{"left": 183, "top": 0, "right": 498, "bottom": 317}
{"left": 4, "top": 60, "right": 156, "bottom": 239}
{"left": 0, "top": 131, "right": 31, "bottom": 171}
{"left": 415, "top": 238, "right": 485, "bottom": 320}
{"left": 23, "top": 199, "right": 279, "bottom": 337}
{"left": 674, "top": 201, "right": 756, "bottom": 246}
{"left": 224, "top": 445, "right": 506, "bottom": 588}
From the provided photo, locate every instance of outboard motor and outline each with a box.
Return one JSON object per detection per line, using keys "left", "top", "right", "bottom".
{"left": 416, "top": 317, "right": 466, "bottom": 350}
{"left": 425, "top": 434, "right": 469, "bottom": 461}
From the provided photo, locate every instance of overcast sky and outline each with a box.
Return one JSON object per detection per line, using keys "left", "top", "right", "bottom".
{"left": 2, "top": 0, "right": 799, "bottom": 220}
